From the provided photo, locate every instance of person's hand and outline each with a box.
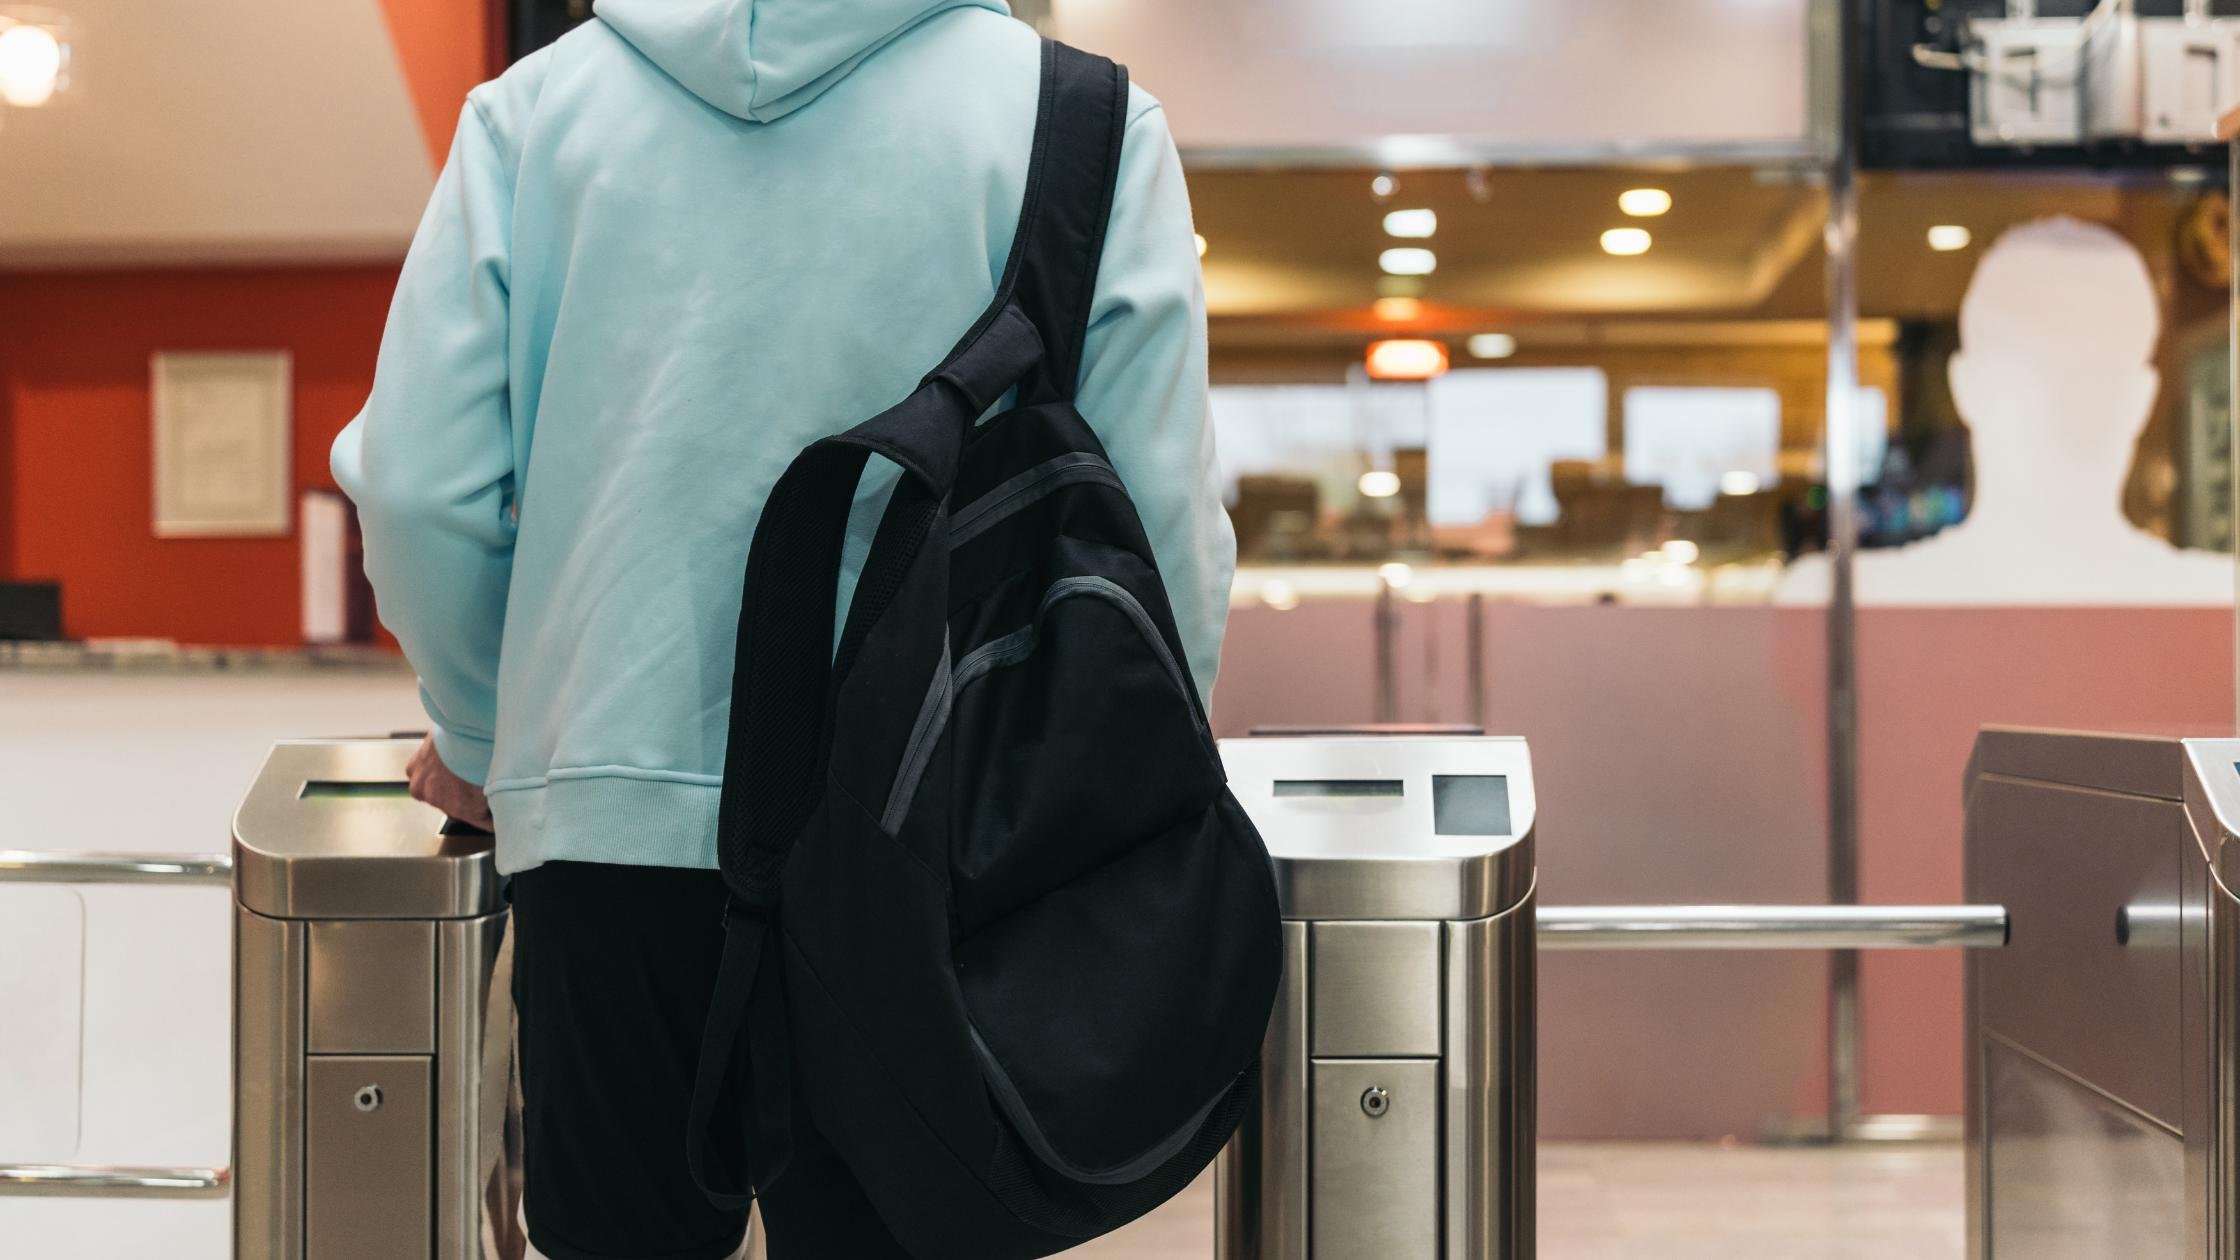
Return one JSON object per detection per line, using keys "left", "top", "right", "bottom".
{"left": 407, "top": 734, "right": 494, "bottom": 831}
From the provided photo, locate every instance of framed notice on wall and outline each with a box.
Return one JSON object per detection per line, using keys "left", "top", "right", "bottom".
{"left": 151, "top": 351, "right": 292, "bottom": 537}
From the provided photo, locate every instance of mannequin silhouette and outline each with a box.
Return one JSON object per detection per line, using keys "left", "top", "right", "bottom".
{"left": 1779, "top": 216, "right": 2233, "bottom": 605}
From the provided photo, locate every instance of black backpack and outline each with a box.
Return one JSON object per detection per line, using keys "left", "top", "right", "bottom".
{"left": 684, "top": 37, "right": 1284, "bottom": 1259}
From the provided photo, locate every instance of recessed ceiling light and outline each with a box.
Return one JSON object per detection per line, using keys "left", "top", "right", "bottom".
{"left": 1359, "top": 471, "right": 1403, "bottom": 499}
{"left": 1618, "top": 188, "right": 1672, "bottom": 217}
{"left": 0, "top": 22, "right": 65, "bottom": 107}
{"left": 1719, "top": 470, "right": 1763, "bottom": 496}
{"left": 1193, "top": 233, "right": 1208, "bottom": 258}
{"left": 1600, "top": 228, "right": 1652, "bottom": 256}
{"left": 1927, "top": 224, "right": 1972, "bottom": 252}
{"left": 1373, "top": 296, "right": 1424, "bottom": 322}
{"left": 1371, "top": 172, "right": 1398, "bottom": 200}
{"left": 1364, "top": 339, "right": 1449, "bottom": 380}
{"left": 1467, "top": 333, "right": 1517, "bottom": 359}
{"left": 1379, "top": 247, "right": 1437, "bottom": 276}
{"left": 1383, "top": 208, "right": 1437, "bottom": 239}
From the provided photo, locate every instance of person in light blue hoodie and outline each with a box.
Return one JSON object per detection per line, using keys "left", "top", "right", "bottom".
{"left": 332, "top": 2, "right": 1232, "bottom": 1255}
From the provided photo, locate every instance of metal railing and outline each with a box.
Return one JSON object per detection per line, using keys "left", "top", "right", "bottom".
{"left": 0, "top": 850, "right": 232, "bottom": 886}
{"left": 0, "top": 850, "right": 2010, "bottom": 1198}
{"left": 1537, "top": 904, "right": 2009, "bottom": 951}
{"left": 0, "top": 1165, "right": 228, "bottom": 1199}
{"left": 0, "top": 850, "right": 236, "bottom": 1199}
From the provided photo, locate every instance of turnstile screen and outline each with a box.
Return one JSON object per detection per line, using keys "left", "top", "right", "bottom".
{"left": 1433, "top": 775, "right": 1511, "bottom": 836}
{"left": 299, "top": 781, "right": 411, "bottom": 800}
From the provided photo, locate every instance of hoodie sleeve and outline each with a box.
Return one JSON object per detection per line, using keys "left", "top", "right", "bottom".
{"left": 1074, "top": 95, "right": 1236, "bottom": 706}
{"left": 330, "top": 99, "right": 518, "bottom": 784}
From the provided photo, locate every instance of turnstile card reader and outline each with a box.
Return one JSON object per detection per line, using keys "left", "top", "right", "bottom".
{"left": 232, "top": 739, "right": 508, "bottom": 1260}
{"left": 1215, "top": 735, "right": 1536, "bottom": 1260}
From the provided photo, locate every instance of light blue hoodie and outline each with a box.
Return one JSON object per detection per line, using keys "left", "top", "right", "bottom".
{"left": 332, "top": 0, "right": 1232, "bottom": 875}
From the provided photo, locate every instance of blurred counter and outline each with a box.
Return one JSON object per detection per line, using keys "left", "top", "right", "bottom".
{"left": 0, "top": 640, "right": 410, "bottom": 674}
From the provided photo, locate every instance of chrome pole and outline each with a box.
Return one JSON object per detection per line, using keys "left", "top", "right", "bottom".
{"left": 1537, "top": 905, "right": 2008, "bottom": 951}
{"left": 0, "top": 1165, "right": 230, "bottom": 1199}
{"left": 0, "top": 851, "right": 232, "bottom": 886}
{"left": 1374, "top": 580, "right": 1399, "bottom": 723}
{"left": 1816, "top": 0, "right": 1867, "bottom": 1143}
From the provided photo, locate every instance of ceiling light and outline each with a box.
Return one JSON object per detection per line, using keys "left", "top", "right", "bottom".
{"left": 1260, "top": 579, "right": 1301, "bottom": 612}
{"left": 1660, "top": 539, "right": 1701, "bottom": 565}
{"left": 1193, "top": 233, "right": 1207, "bottom": 258}
{"left": 1600, "top": 228, "right": 1652, "bottom": 256}
{"left": 1359, "top": 470, "right": 1403, "bottom": 499}
{"left": 1378, "top": 561, "right": 1414, "bottom": 588}
{"left": 1383, "top": 208, "right": 1437, "bottom": 239}
{"left": 1379, "top": 247, "right": 1437, "bottom": 276}
{"left": 1364, "top": 338, "right": 1449, "bottom": 380}
{"left": 0, "top": 21, "right": 65, "bottom": 107}
{"left": 1371, "top": 172, "right": 1398, "bottom": 200}
{"left": 1372, "top": 296, "right": 1423, "bottom": 322}
{"left": 1719, "top": 470, "right": 1762, "bottom": 496}
{"left": 1927, "top": 224, "right": 1972, "bottom": 252}
{"left": 1467, "top": 333, "right": 1516, "bottom": 360}
{"left": 1618, "top": 188, "right": 1672, "bottom": 217}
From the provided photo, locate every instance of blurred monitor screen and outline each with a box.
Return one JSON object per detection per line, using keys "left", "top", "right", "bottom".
{"left": 1426, "top": 368, "right": 1609, "bottom": 526}
{"left": 1623, "top": 386, "right": 1782, "bottom": 510}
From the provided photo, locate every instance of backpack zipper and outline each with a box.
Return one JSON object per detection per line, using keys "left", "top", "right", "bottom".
{"left": 949, "top": 452, "right": 1124, "bottom": 548}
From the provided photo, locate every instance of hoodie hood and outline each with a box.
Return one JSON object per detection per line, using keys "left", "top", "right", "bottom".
{"left": 596, "top": 0, "right": 1009, "bottom": 123}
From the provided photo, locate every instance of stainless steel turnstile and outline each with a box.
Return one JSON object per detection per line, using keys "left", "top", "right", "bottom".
{"left": 232, "top": 738, "right": 510, "bottom": 1260}
{"left": 1213, "top": 734, "right": 1536, "bottom": 1260}
{"left": 1964, "top": 727, "right": 2240, "bottom": 1259}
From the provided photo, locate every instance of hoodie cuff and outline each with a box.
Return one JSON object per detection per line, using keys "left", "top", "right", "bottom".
{"left": 431, "top": 723, "right": 496, "bottom": 786}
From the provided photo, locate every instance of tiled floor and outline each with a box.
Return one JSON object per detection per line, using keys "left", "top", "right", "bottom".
{"left": 1061, "top": 1141, "right": 1965, "bottom": 1259}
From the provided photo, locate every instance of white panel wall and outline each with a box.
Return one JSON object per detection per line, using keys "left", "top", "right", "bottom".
{"left": 1048, "top": 0, "right": 1817, "bottom": 162}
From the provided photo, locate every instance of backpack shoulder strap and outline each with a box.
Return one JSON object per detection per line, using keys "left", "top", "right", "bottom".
{"left": 1004, "top": 40, "right": 1129, "bottom": 409}
{"left": 685, "top": 38, "right": 1124, "bottom": 1212}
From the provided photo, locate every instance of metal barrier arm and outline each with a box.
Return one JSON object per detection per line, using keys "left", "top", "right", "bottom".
{"left": 0, "top": 851, "right": 235, "bottom": 1199}
{"left": 0, "top": 850, "right": 232, "bottom": 886}
{"left": 1537, "top": 904, "right": 2009, "bottom": 951}
{"left": 0, "top": 1165, "right": 229, "bottom": 1199}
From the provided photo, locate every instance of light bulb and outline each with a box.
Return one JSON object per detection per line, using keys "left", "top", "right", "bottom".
{"left": 1618, "top": 188, "right": 1672, "bottom": 217}
{"left": 1600, "top": 228, "right": 1651, "bottom": 256}
{"left": 1382, "top": 208, "right": 1437, "bottom": 239}
{"left": 1379, "top": 247, "right": 1437, "bottom": 276}
{"left": 1927, "top": 225, "right": 1971, "bottom": 252}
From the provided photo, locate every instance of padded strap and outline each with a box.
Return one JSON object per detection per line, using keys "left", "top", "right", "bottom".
{"left": 1005, "top": 43, "right": 1129, "bottom": 408}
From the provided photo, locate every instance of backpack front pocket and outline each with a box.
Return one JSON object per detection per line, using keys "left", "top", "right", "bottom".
{"left": 942, "top": 571, "right": 1224, "bottom": 937}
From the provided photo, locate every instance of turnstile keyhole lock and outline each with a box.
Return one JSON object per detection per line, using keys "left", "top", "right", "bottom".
{"left": 353, "top": 1084, "right": 383, "bottom": 1113}
{"left": 1360, "top": 1086, "right": 1390, "bottom": 1118}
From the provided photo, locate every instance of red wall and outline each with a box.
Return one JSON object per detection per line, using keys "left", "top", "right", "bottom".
{"left": 0, "top": 268, "right": 401, "bottom": 644}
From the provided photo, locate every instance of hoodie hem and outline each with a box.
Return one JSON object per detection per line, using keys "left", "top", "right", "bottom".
{"left": 487, "top": 771, "right": 721, "bottom": 875}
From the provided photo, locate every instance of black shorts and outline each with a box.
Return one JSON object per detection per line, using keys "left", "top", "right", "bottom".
{"left": 510, "top": 861, "right": 912, "bottom": 1260}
